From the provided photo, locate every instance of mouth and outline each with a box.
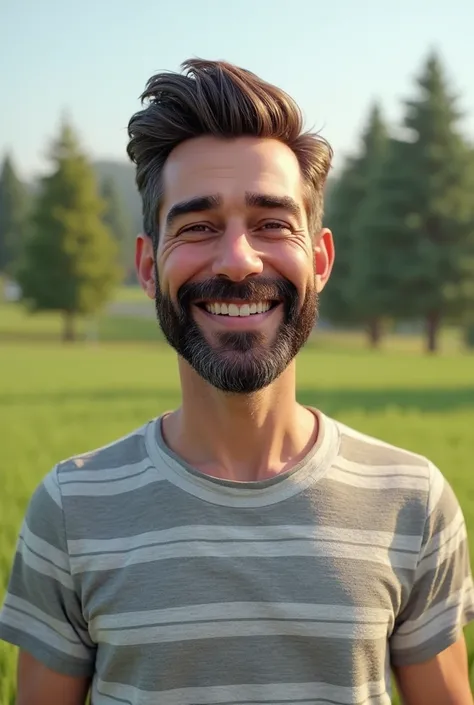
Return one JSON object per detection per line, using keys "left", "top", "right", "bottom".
{"left": 195, "top": 300, "right": 281, "bottom": 317}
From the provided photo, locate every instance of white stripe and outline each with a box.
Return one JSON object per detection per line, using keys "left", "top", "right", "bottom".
{"left": 426, "top": 461, "right": 446, "bottom": 517}
{"left": 391, "top": 601, "right": 466, "bottom": 651}
{"left": 4, "top": 594, "right": 87, "bottom": 644}
{"left": 329, "top": 465, "right": 429, "bottom": 491}
{"left": 61, "top": 467, "right": 161, "bottom": 496}
{"left": 68, "top": 523, "right": 420, "bottom": 556}
{"left": 416, "top": 517, "right": 467, "bottom": 580}
{"left": 0, "top": 606, "right": 91, "bottom": 660}
{"left": 92, "top": 601, "right": 392, "bottom": 631}
{"left": 43, "top": 469, "right": 62, "bottom": 508}
{"left": 18, "top": 537, "right": 74, "bottom": 590}
{"left": 61, "top": 457, "right": 154, "bottom": 483}
{"left": 335, "top": 456, "right": 428, "bottom": 478}
{"left": 393, "top": 578, "right": 473, "bottom": 638}
{"left": 96, "top": 617, "right": 389, "bottom": 646}
{"left": 70, "top": 537, "right": 417, "bottom": 574}
{"left": 96, "top": 678, "right": 390, "bottom": 705}
{"left": 420, "top": 509, "right": 465, "bottom": 562}
{"left": 21, "top": 522, "right": 70, "bottom": 571}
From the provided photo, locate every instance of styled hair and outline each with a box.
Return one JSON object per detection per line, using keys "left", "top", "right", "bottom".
{"left": 127, "top": 58, "right": 333, "bottom": 247}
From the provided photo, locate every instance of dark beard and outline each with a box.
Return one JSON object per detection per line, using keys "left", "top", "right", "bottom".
{"left": 154, "top": 271, "right": 318, "bottom": 394}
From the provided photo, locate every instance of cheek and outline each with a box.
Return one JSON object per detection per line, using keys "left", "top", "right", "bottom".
{"left": 272, "top": 241, "right": 314, "bottom": 298}
{"left": 158, "top": 244, "right": 209, "bottom": 299}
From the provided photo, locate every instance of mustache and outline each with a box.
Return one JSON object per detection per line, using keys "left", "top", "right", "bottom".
{"left": 177, "top": 277, "right": 298, "bottom": 310}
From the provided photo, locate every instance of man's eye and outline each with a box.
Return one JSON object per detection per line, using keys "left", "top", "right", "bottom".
{"left": 260, "top": 222, "right": 291, "bottom": 231}
{"left": 180, "top": 224, "right": 213, "bottom": 234}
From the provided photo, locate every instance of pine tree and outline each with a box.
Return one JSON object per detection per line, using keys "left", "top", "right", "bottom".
{"left": 399, "top": 52, "right": 474, "bottom": 352}
{"left": 0, "top": 154, "right": 30, "bottom": 274}
{"left": 100, "top": 176, "right": 133, "bottom": 275}
{"left": 17, "top": 120, "right": 121, "bottom": 341}
{"left": 323, "top": 103, "right": 389, "bottom": 346}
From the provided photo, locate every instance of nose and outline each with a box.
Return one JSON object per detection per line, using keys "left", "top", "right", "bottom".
{"left": 212, "top": 228, "right": 264, "bottom": 281}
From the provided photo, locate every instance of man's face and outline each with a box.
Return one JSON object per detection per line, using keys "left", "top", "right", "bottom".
{"left": 137, "top": 136, "right": 333, "bottom": 393}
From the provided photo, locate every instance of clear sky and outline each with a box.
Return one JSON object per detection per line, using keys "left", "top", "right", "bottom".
{"left": 1, "top": 0, "right": 473, "bottom": 181}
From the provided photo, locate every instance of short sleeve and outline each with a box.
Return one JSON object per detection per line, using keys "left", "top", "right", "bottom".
{"left": 0, "top": 467, "right": 96, "bottom": 676}
{"left": 390, "top": 461, "right": 474, "bottom": 666}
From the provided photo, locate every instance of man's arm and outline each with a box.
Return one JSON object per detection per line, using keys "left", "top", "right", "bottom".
{"left": 393, "top": 635, "right": 473, "bottom": 705}
{"left": 17, "top": 651, "right": 91, "bottom": 705}
{"left": 0, "top": 470, "right": 96, "bottom": 698}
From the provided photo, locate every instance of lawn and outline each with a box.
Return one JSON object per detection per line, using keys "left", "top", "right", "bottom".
{"left": 0, "top": 312, "right": 473, "bottom": 703}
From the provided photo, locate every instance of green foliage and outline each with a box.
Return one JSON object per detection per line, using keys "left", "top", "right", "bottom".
{"left": 357, "top": 53, "right": 474, "bottom": 352}
{"left": 0, "top": 155, "right": 30, "bottom": 274}
{"left": 100, "top": 176, "right": 133, "bottom": 275}
{"left": 400, "top": 52, "right": 474, "bottom": 321}
{"left": 323, "top": 103, "right": 389, "bottom": 343}
{"left": 17, "top": 121, "right": 121, "bottom": 339}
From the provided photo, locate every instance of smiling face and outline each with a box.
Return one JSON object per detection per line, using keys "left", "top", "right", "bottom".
{"left": 136, "top": 135, "right": 334, "bottom": 393}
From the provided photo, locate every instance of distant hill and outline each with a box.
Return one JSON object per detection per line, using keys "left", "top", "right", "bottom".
{"left": 93, "top": 160, "right": 142, "bottom": 235}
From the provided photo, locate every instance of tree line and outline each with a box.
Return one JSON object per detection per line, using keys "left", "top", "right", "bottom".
{"left": 0, "top": 121, "right": 132, "bottom": 340}
{"left": 0, "top": 51, "right": 473, "bottom": 350}
{"left": 322, "top": 51, "right": 474, "bottom": 353}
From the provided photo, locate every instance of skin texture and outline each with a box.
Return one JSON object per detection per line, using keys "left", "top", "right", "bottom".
{"left": 394, "top": 636, "right": 473, "bottom": 704}
{"left": 16, "top": 135, "right": 473, "bottom": 704}
{"left": 16, "top": 651, "right": 91, "bottom": 705}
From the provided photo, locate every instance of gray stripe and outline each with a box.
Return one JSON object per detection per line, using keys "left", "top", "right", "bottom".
{"left": 4, "top": 593, "right": 88, "bottom": 644}
{"left": 58, "top": 425, "right": 148, "bottom": 474}
{"left": 0, "top": 606, "right": 91, "bottom": 659}
{"left": 95, "top": 636, "right": 387, "bottom": 691}
{"left": 62, "top": 479, "right": 428, "bottom": 542}
{"left": 339, "top": 431, "right": 427, "bottom": 468}
{"left": 95, "top": 678, "right": 390, "bottom": 705}
{"left": 79, "top": 556, "right": 405, "bottom": 618}
{"left": 42, "top": 467, "right": 62, "bottom": 508}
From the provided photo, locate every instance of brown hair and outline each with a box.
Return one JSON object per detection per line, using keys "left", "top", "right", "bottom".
{"left": 127, "top": 58, "right": 333, "bottom": 246}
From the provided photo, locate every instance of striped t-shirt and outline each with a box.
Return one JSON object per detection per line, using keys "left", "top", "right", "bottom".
{"left": 1, "top": 409, "right": 473, "bottom": 704}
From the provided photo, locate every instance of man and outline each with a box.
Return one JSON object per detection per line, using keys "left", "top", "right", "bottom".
{"left": 0, "top": 59, "right": 473, "bottom": 705}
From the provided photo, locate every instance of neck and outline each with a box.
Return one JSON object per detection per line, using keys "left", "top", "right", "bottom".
{"left": 161, "top": 359, "right": 318, "bottom": 482}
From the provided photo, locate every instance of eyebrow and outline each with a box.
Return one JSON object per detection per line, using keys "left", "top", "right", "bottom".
{"left": 245, "top": 192, "right": 302, "bottom": 220}
{"left": 164, "top": 191, "right": 302, "bottom": 231}
{"left": 165, "top": 195, "right": 222, "bottom": 230}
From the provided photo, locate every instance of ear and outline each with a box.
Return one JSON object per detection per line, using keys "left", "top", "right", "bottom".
{"left": 314, "top": 228, "right": 335, "bottom": 294}
{"left": 135, "top": 234, "right": 156, "bottom": 300}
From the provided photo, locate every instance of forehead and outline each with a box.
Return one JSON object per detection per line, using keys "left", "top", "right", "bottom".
{"left": 161, "top": 136, "right": 304, "bottom": 208}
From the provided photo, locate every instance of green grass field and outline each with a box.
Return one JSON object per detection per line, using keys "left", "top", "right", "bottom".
{"left": 0, "top": 299, "right": 473, "bottom": 703}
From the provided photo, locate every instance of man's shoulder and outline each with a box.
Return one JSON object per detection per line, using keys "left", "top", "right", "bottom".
{"left": 332, "top": 417, "right": 431, "bottom": 475}
{"left": 54, "top": 420, "right": 153, "bottom": 484}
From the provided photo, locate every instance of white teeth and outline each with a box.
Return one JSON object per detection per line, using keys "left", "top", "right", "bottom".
{"left": 204, "top": 301, "right": 273, "bottom": 316}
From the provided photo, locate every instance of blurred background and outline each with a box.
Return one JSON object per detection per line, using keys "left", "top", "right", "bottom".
{"left": 1, "top": 1, "right": 473, "bottom": 702}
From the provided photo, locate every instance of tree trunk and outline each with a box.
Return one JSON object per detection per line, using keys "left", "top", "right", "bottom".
{"left": 62, "top": 311, "right": 76, "bottom": 342}
{"left": 367, "top": 317, "right": 382, "bottom": 349}
{"left": 425, "top": 311, "right": 441, "bottom": 354}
